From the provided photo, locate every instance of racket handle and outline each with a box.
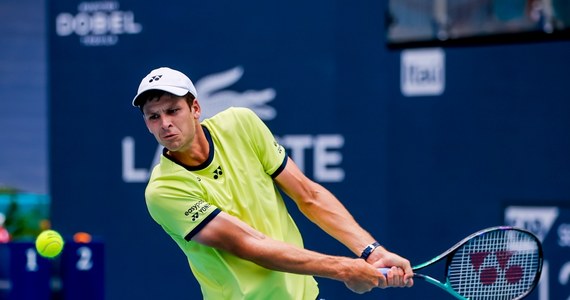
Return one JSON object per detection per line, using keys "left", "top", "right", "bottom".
{"left": 377, "top": 267, "right": 390, "bottom": 275}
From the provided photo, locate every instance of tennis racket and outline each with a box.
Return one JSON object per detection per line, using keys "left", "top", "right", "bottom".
{"left": 379, "top": 226, "right": 543, "bottom": 300}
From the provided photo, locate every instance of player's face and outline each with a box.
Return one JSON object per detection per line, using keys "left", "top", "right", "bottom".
{"left": 143, "top": 94, "right": 200, "bottom": 152}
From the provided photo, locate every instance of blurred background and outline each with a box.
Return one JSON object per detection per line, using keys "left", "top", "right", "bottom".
{"left": 1, "top": 0, "right": 569, "bottom": 299}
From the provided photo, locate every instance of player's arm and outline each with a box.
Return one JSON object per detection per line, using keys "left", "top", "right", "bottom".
{"left": 274, "top": 157, "right": 413, "bottom": 286}
{"left": 191, "top": 210, "right": 386, "bottom": 293}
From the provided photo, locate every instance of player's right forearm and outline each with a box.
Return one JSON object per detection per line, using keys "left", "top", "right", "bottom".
{"left": 233, "top": 234, "right": 382, "bottom": 293}
{"left": 192, "top": 210, "right": 383, "bottom": 293}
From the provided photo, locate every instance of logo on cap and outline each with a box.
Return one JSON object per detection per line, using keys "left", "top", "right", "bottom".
{"left": 149, "top": 75, "right": 162, "bottom": 83}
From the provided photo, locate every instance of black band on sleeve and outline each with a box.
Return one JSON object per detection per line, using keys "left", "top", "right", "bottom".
{"left": 271, "top": 155, "right": 288, "bottom": 178}
{"left": 184, "top": 208, "right": 221, "bottom": 241}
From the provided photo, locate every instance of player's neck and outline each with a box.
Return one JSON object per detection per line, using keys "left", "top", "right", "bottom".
{"left": 167, "top": 126, "right": 210, "bottom": 167}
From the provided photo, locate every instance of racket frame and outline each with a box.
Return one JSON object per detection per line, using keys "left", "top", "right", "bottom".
{"left": 379, "top": 226, "right": 543, "bottom": 300}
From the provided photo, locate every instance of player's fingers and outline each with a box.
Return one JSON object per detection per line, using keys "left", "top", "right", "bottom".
{"left": 401, "top": 260, "right": 414, "bottom": 285}
{"left": 384, "top": 268, "right": 393, "bottom": 287}
{"left": 404, "top": 274, "right": 414, "bottom": 287}
{"left": 383, "top": 267, "right": 399, "bottom": 287}
{"left": 390, "top": 266, "right": 406, "bottom": 287}
{"left": 396, "top": 267, "right": 405, "bottom": 287}
{"left": 376, "top": 269, "right": 388, "bottom": 289}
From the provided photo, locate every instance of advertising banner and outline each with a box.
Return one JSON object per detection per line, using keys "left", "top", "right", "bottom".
{"left": 49, "top": 1, "right": 570, "bottom": 299}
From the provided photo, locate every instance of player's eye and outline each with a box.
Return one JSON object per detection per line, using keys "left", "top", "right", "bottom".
{"left": 167, "top": 108, "right": 180, "bottom": 115}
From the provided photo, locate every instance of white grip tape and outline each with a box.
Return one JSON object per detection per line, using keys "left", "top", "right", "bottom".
{"left": 378, "top": 267, "right": 390, "bottom": 275}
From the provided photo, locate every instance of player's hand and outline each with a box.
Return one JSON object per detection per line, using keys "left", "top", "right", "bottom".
{"left": 378, "top": 266, "right": 409, "bottom": 288}
{"left": 342, "top": 258, "right": 387, "bottom": 294}
{"left": 366, "top": 247, "right": 414, "bottom": 288}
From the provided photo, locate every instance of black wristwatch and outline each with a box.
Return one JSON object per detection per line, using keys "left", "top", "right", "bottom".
{"left": 360, "top": 241, "right": 381, "bottom": 260}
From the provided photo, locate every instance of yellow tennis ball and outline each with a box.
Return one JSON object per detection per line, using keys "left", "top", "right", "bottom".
{"left": 35, "top": 230, "right": 64, "bottom": 258}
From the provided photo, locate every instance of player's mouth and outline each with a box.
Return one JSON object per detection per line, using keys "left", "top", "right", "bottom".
{"left": 161, "top": 133, "right": 179, "bottom": 143}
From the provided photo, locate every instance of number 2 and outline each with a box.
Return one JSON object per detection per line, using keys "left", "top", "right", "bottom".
{"left": 76, "top": 246, "right": 93, "bottom": 271}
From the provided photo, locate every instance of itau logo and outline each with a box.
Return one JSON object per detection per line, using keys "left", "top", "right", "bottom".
{"left": 401, "top": 48, "right": 445, "bottom": 97}
{"left": 55, "top": 1, "right": 142, "bottom": 47}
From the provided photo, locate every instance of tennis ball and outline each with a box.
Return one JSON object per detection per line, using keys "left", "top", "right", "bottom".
{"left": 35, "top": 230, "right": 64, "bottom": 258}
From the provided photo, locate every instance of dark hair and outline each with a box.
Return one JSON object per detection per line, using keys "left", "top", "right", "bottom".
{"left": 138, "top": 90, "right": 196, "bottom": 113}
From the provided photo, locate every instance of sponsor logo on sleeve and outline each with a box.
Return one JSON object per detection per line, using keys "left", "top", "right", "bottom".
{"left": 184, "top": 200, "right": 212, "bottom": 222}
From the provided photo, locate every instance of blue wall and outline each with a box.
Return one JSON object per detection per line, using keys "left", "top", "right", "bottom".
{"left": 0, "top": 0, "right": 47, "bottom": 193}
{"left": 47, "top": 1, "right": 570, "bottom": 299}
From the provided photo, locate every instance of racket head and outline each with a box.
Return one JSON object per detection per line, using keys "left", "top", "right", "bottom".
{"left": 444, "top": 226, "right": 543, "bottom": 300}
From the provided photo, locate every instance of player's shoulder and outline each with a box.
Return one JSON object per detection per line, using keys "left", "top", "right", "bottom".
{"left": 213, "top": 106, "right": 257, "bottom": 119}
{"left": 146, "top": 159, "right": 194, "bottom": 192}
{"left": 206, "top": 107, "right": 260, "bottom": 127}
{"left": 145, "top": 165, "right": 201, "bottom": 203}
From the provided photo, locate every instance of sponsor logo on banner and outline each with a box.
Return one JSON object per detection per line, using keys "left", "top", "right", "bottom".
{"left": 504, "top": 206, "right": 559, "bottom": 242}
{"left": 123, "top": 67, "right": 345, "bottom": 184}
{"left": 55, "top": 1, "right": 142, "bottom": 46}
{"left": 401, "top": 48, "right": 445, "bottom": 97}
{"left": 504, "top": 205, "right": 570, "bottom": 300}
{"left": 196, "top": 66, "right": 277, "bottom": 121}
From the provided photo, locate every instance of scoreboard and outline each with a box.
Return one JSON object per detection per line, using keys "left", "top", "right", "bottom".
{"left": 0, "top": 240, "right": 104, "bottom": 300}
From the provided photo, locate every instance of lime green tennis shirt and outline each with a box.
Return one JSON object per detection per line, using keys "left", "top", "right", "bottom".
{"left": 145, "top": 107, "right": 319, "bottom": 299}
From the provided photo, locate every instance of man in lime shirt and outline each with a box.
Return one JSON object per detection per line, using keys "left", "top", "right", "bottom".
{"left": 132, "top": 67, "right": 414, "bottom": 299}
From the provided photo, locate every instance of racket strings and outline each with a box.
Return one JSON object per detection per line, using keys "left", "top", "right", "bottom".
{"left": 447, "top": 230, "right": 540, "bottom": 300}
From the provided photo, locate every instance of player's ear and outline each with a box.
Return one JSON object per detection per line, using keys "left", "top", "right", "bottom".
{"left": 192, "top": 99, "right": 201, "bottom": 119}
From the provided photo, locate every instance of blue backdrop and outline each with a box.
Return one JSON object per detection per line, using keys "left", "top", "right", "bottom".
{"left": 48, "top": 1, "right": 570, "bottom": 299}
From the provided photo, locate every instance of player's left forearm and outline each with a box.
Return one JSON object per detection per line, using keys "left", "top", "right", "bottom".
{"left": 296, "top": 182, "right": 377, "bottom": 256}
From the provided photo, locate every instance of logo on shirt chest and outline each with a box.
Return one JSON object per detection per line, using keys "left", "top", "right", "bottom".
{"left": 213, "top": 166, "right": 223, "bottom": 179}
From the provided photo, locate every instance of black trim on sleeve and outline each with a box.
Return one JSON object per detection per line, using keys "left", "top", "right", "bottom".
{"left": 270, "top": 155, "right": 288, "bottom": 179}
{"left": 184, "top": 208, "right": 221, "bottom": 241}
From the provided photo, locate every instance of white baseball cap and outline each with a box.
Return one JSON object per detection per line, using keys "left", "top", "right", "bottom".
{"left": 132, "top": 67, "right": 198, "bottom": 107}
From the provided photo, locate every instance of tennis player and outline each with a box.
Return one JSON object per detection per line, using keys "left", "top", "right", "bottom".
{"left": 132, "top": 67, "right": 414, "bottom": 299}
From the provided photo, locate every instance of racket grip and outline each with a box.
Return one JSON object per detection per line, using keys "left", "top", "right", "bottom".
{"left": 377, "top": 267, "right": 390, "bottom": 275}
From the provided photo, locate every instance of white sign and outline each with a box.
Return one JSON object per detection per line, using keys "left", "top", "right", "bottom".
{"left": 55, "top": 1, "right": 142, "bottom": 46}
{"left": 504, "top": 206, "right": 559, "bottom": 242}
{"left": 401, "top": 48, "right": 445, "bottom": 97}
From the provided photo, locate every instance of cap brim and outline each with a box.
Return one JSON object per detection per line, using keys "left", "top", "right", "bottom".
{"left": 132, "top": 86, "right": 189, "bottom": 107}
